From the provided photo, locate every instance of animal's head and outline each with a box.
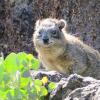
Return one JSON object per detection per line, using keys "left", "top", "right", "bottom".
{"left": 33, "top": 18, "right": 67, "bottom": 51}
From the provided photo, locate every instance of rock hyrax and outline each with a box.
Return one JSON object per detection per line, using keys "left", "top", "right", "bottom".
{"left": 33, "top": 18, "right": 100, "bottom": 79}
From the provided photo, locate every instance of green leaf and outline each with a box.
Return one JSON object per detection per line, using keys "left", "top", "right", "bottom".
{"left": 31, "top": 58, "right": 40, "bottom": 70}
{"left": 20, "top": 77, "right": 30, "bottom": 88}
{"left": 0, "top": 90, "right": 7, "bottom": 99}
{"left": 17, "top": 52, "right": 27, "bottom": 60}
{"left": 14, "top": 88, "right": 23, "bottom": 100}
{"left": 17, "top": 52, "right": 28, "bottom": 70}
{"left": 21, "top": 70, "right": 30, "bottom": 78}
{"left": 27, "top": 54, "right": 34, "bottom": 61}
{"left": 29, "top": 88, "right": 38, "bottom": 100}
{"left": 34, "top": 79, "right": 42, "bottom": 86}
{"left": 0, "top": 52, "right": 42, "bottom": 100}
{"left": 22, "top": 60, "right": 28, "bottom": 69}
{"left": 48, "top": 82, "right": 56, "bottom": 90}
{"left": 40, "top": 86, "right": 48, "bottom": 96}
{"left": 20, "top": 89, "right": 27, "bottom": 95}
{"left": 7, "top": 89, "right": 14, "bottom": 100}
{"left": 4, "top": 53, "right": 19, "bottom": 73}
{"left": 26, "top": 54, "right": 40, "bottom": 70}
{"left": 34, "top": 85, "right": 41, "bottom": 95}
{"left": 3, "top": 72, "right": 10, "bottom": 83}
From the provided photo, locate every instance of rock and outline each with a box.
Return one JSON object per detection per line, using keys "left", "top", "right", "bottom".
{"left": 65, "top": 83, "right": 100, "bottom": 100}
{"left": 0, "top": 0, "right": 100, "bottom": 56}
{"left": 31, "top": 70, "right": 65, "bottom": 82}
{"left": 30, "top": 70, "right": 100, "bottom": 100}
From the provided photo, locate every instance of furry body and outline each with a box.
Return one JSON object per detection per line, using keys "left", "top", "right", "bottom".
{"left": 33, "top": 18, "right": 100, "bottom": 79}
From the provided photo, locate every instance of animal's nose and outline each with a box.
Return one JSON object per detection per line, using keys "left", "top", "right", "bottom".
{"left": 43, "top": 38, "right": 49, "bottom": 44}
{"left": 42, "top": 34, "right": 49, "bottom": 44}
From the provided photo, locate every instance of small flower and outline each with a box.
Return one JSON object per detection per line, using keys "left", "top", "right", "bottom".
{"left": 41, "top": 76, "right": 48, "bottom": 85}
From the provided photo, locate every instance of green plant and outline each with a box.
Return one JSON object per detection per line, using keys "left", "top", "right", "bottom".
{"left": 0, "top": 52, "right": 56, "bottom": 100}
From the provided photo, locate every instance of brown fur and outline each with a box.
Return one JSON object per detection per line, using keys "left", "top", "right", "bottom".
{"left": 33, "top": 18, "right": 100, "bottom": 79}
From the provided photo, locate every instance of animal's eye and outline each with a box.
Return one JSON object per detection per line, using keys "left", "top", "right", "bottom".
{"left": 51, "top": 30, "right": 59, "bottom": 38}
{"left": 37, "top": 31, "right": 42, "bottom": 37}
{"left": 39, "top": 32, "right": 41, "bottom": 35}
{"left": 52, "top": 30, "right": 57, "bottom": 35}
{"left": 39, "top": 31, "right": 42, "bottom": 35}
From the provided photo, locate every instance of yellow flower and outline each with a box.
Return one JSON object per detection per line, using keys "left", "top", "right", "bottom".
{"left": 41, "top": 76, "right": 48, "bottom": 85}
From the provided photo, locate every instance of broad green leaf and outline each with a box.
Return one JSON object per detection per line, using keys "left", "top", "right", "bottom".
{"left": 31, "top": 58, "right": 40, "bottom": 70}
{"left": 4, "top": 53, "right": 19, "bottom": 73}
{"left": 0, "top": 52, "right": 42, "bottom": 100}
{"left": 22, "top": 60, "right": 28, "bottom": 68}
{"left": 20, "top": 89, "right": 27, "bottom": 96}
{"left": 17, "top": 52, "right": 28, "bottom": 70}
{"left": 17, "top": 52, "right": 27, "bottom": 61}
{"left": 20, "top": 77, "right": 30, "bottom": 88}
{"left": 3, "top": 72, "right": 10, "bottom": 83}
{"left": 40, "top": 86, "right": 48, "bottom": 96}
{"left": 17, "top": 52, "right": 27, "bottom": 63}
{"left": 27, "top": 54, "right": 40, "bottom": 70}
{"left": 48, "top": 82, "right": 56, "bottom": 90}
{"left": 27, "top": 54, "right": 34, "bottom": 61}
{"left": 31, "top": 87, "right": 37, "bottom": 94}
{"left": 7, "top": 89, "right": 14, "bottom": 100}
{"left": 34, "top": 79, "right": 42, "bottom": 86}
{"left": 0, "top": 90, "right": 7, "bottom": 99}
{"left": 29, "top": 89, "right": 38, "bottom": 100}
{"left": 34, "top": 85, "right": 41, "bottom": 92}
{"left": 22, "top": 70, "right": 30, "bottom": 78}
{"left": 14, "top": 88, "right": 23, "bottom": 100}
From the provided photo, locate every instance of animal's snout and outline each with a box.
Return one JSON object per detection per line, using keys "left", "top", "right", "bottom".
{"left": 42, "top": 35, "right": 49, "bottom": 44}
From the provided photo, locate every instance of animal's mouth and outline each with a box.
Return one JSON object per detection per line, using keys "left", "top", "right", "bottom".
{"left": 35, "top": 38, "right": 54, "bottom": 48}
{"left": 42, "top": 42, "right": 52, "bottom": 48}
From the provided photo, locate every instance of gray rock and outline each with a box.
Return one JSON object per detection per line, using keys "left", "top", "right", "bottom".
{"left": 30, "top": 70, "right": 100, "bottom": 100}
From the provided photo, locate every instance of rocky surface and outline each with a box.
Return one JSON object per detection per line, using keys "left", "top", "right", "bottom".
{"left": 31, "top": 70, "right": 100, "bottom": 100}
{"left": 0, "top": 0, "right": 100, "bottom": 56}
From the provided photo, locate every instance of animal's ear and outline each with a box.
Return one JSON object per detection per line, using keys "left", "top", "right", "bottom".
{"left": 35, "top": 19, "right": 41, "bottom": 30}
{"left": 57, "top": 19, "right": 67, "bottom": 30}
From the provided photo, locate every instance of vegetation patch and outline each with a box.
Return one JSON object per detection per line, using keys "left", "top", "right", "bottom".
{"left": 0, "top": 52, "right": 56, "bottom": 100}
